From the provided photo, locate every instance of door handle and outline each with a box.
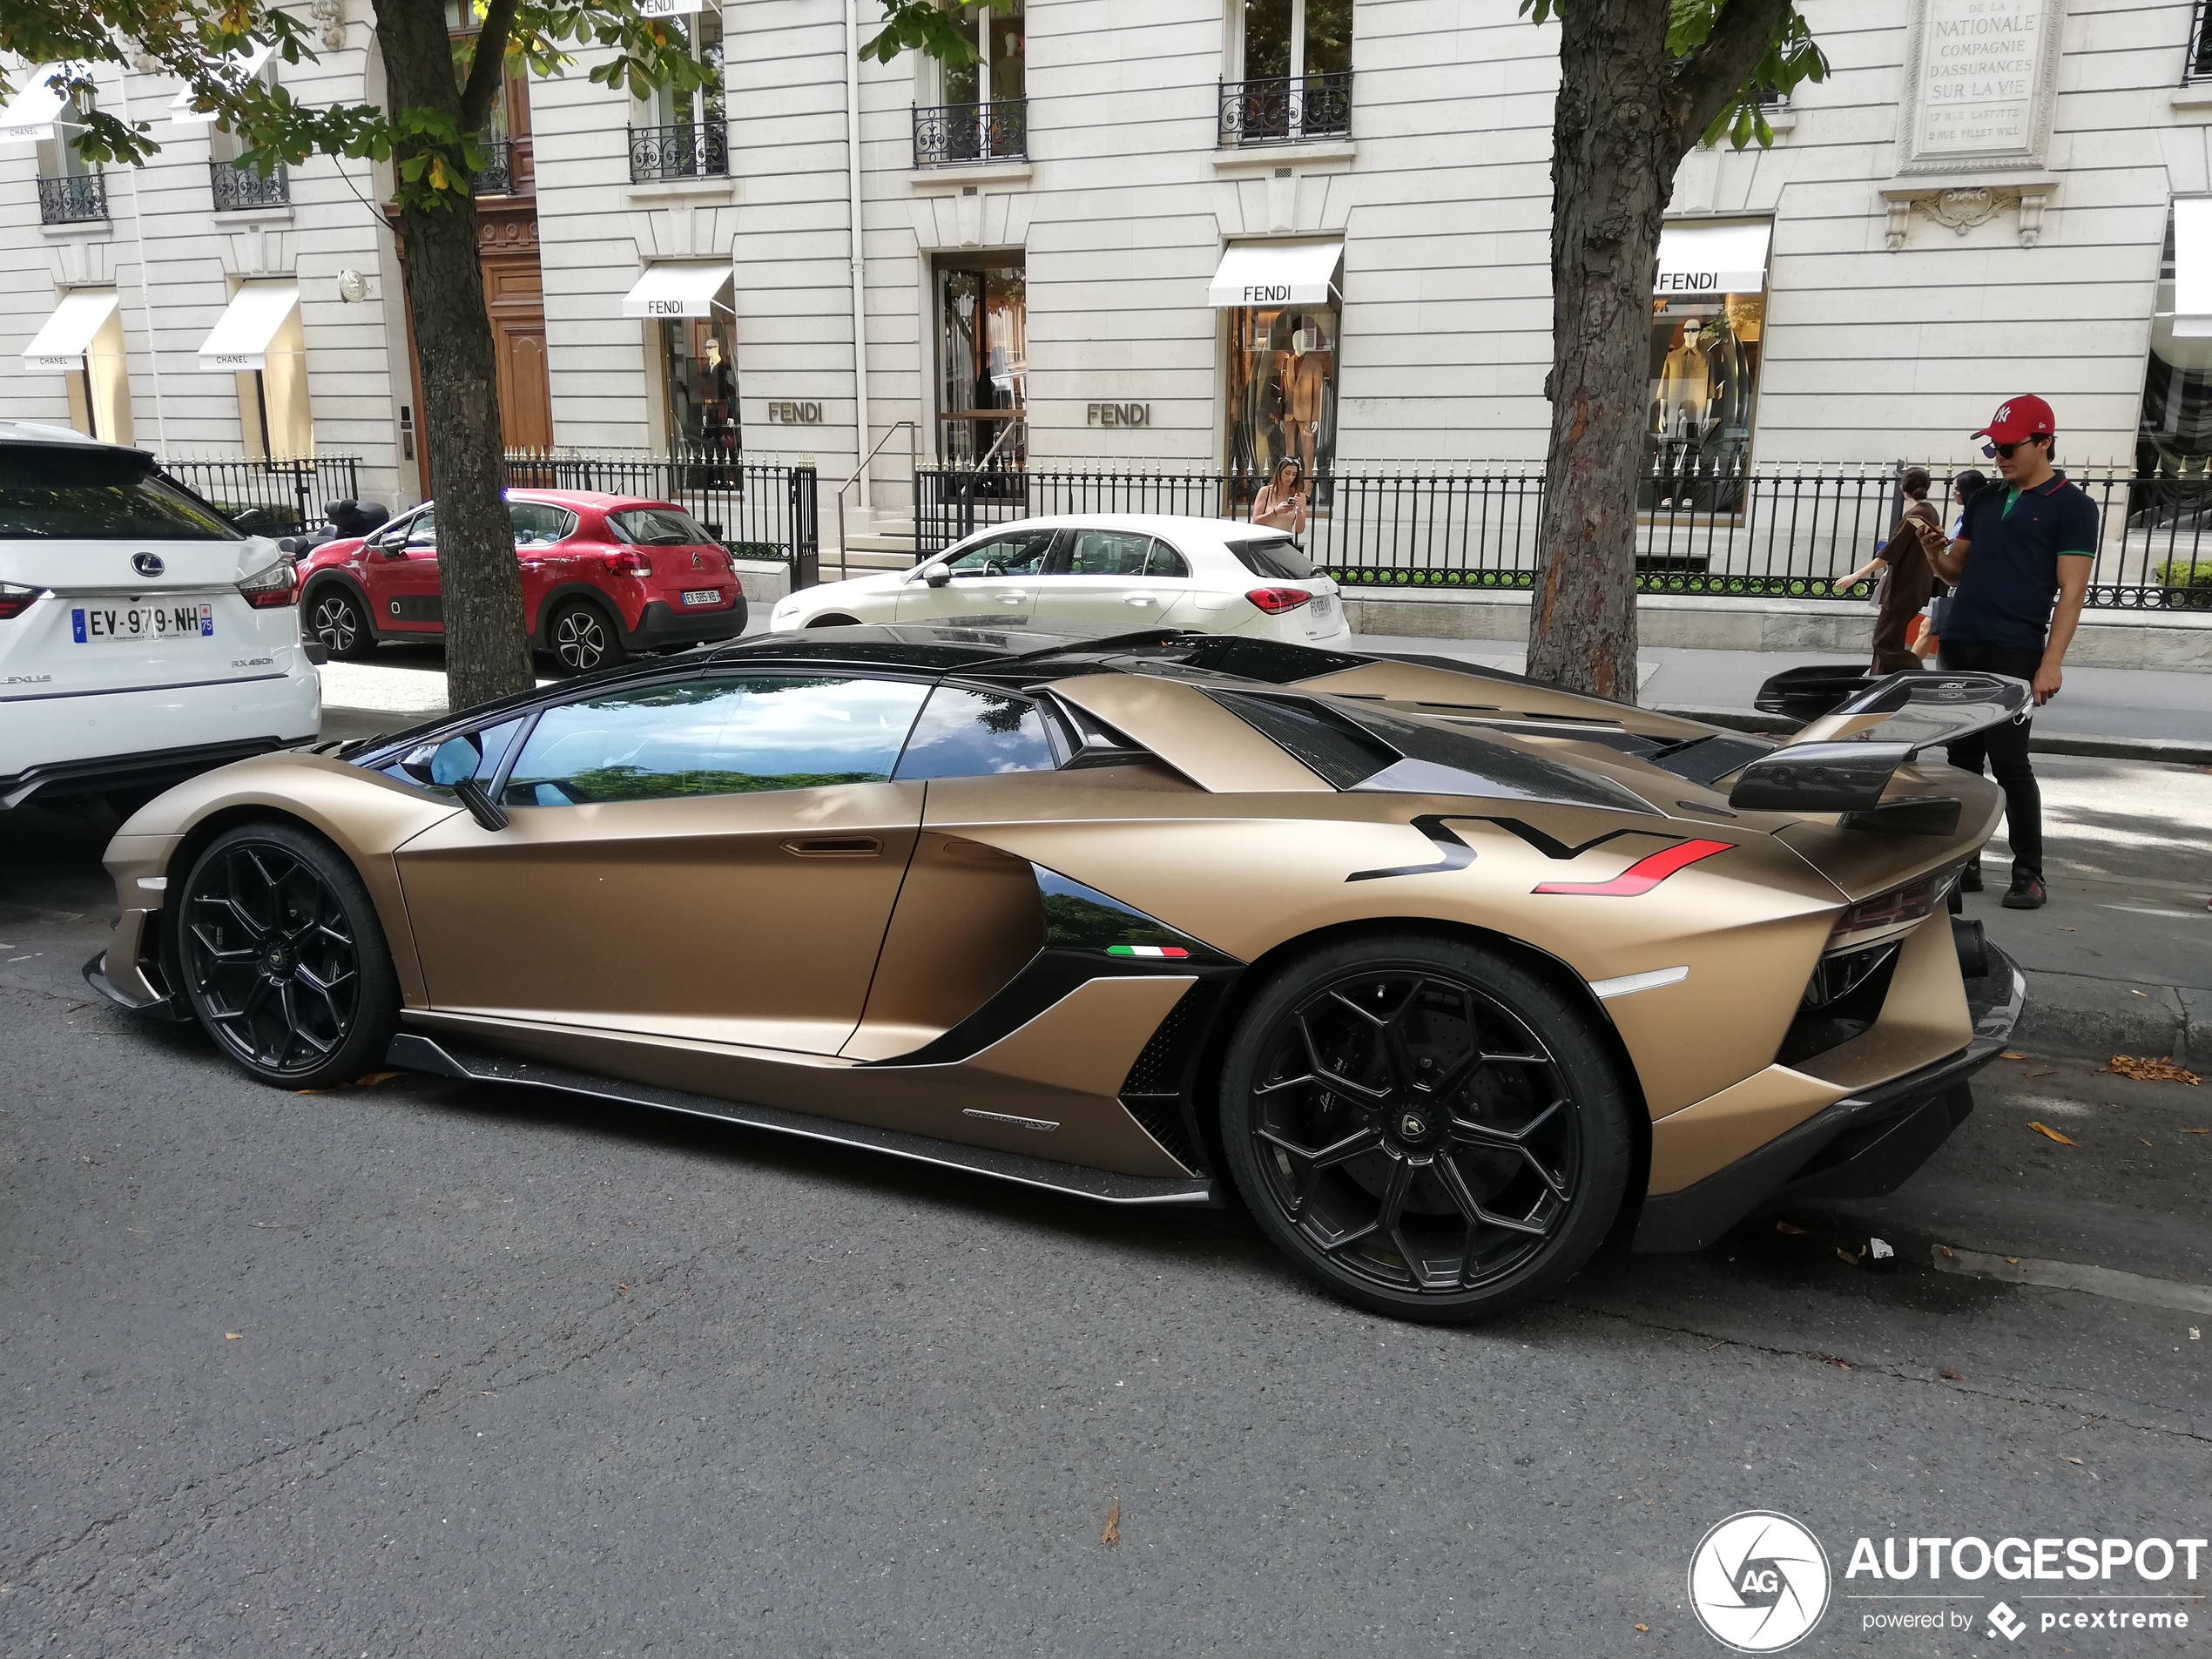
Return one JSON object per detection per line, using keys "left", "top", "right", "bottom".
{"left": 782, "top": 836, "right": 882, "bottom": 857}
{"left": 996, "top": 590, "right": 1026, "bottom": 604}
{"left": 1124, "top": 595, "right": 1155, "bottom": 606}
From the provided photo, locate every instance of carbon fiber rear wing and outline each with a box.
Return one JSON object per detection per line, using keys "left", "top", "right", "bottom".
{"left": 1729, "top": 671, "right": 2031, "bottom": 815}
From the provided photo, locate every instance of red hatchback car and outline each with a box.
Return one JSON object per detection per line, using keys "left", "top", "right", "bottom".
{"left": 297, "top": 489, "right": 748, "bottom": 672}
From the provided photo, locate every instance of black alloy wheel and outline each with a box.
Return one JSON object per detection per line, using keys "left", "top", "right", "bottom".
{"left": 307, "top": 587, "right": 375, "bottom": 659}
{"left": 1220, "top": 933, "right": 1630, "bottom": 1322}
{"left": 806, "top": 613, "right": 861, "bottom": 628}
{"left": 550, "top": 600, "right": 626, "bottom": 673}
{"left": 175, "top": 822, "right": 401, "bottom": 1088}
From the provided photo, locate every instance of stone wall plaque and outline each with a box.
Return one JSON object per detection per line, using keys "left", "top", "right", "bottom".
{"left": 1895, "top": 0, "right": 2065, "bottom": 177}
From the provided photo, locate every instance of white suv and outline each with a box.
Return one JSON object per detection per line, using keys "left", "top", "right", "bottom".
{"left": 0, "top": 422, "right": 320, "bottom": 812}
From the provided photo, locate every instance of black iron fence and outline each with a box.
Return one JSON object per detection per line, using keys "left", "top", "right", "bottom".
{"left": 37, "top": 172, "right": 106, "bottom": 225}
{"left": 913, "top": 98, "right": 1028, "bottom": 166}
{"left": 628, "top": 121, "right": 728, "bottom": 181}
{"left": 469, "top": 138, "right": 514, "bottom": 197}
{"left": 209, "top": 159, "right": 289, "bottom": 211}
{"left": 1217, "top": 71, "right": 1353, "bottom": 147}
{"left": 914, "top": 464, "right": 2210, "bottom": 610}
{"left": 160, "top": 455, "right": 363, "bottom": 538}
{"left": 505, "top": 451, "right": 819, "bottom": 583}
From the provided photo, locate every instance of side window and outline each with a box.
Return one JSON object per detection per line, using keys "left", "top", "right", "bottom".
{"left": 405, "top": 508, "right": 437, "bottom": 549}
{"left": 508, "top": 502, "right": 573, "bottom": 547}
{"left": 501, "top": 676, "right": 932, "bottom": 806}
{"left": 945, "top": 529, "right": 1056, "bottom": 577}
{"left": 1067, "top": 530, "right": 1151, "bottom": 576}
{"left": 894, "top": 685, "right": 1060, "bottom": 780}
{"left": 1145, "top": 540, "right": 1191, "bottom": 578}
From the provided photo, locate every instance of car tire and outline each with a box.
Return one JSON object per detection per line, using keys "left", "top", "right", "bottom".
{"left": 172, "top": 821, "right": 401, "bottom": 1089}
{"left": 305, "top": 585, "right": 376, "bottom": 659}
{"left": 806, "top": 613, "right": 860, "bottom": 628}
{"left": 1218, "top": 930, "right": 1631, "bottom": 1324}
{"left": 549, "top": 599, "right": 626, "bottom": 673}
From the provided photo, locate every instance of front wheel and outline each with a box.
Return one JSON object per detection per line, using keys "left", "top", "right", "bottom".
{"left": 173, "top": 822, "right": 401, "bottom": 1089}
{"left": 1218, "top": 931, "right": 1631, "bottom": 1323}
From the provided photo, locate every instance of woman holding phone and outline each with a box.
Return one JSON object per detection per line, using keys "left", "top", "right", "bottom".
{"left": 1251, "top": 458, "right": 1308, "bottom": 535}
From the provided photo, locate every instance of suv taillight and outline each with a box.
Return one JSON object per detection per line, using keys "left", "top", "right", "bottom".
{"left": 0, "top": 580, "right": 39, "bottom": 620}
{"left": 1246, "top": 585, "right": 1314, "bottom": 615}
{"left": 609, "top": 550, "right": 652, "bottom": 577}
{"left": 237, "top": 558, "right": 300, "bottom": 609}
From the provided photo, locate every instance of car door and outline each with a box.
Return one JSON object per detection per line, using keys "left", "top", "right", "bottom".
{"left": 361, "top": 506, "right": 443, "bottom": 634}
{"left": 393, "top": 671, "right": 934, "bottom": 1055}
{"left": 1031, "top": 529, "right": 1178, "bottom": 633}
{"left": 895, "top": 527, "right": 1058, "bottom": 626}
{"left": 508, "top": 500, "right": 578, "bottom": 635}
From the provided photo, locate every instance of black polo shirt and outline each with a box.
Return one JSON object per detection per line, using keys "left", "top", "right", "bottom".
{"left": 1943, "top": 473, "right": 2097, "bottom": 651}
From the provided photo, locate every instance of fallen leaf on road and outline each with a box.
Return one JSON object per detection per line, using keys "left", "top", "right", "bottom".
{"left": 1939, "top": 1368, "right": 1963, "bottom": 1380}
{"left": 2006, "top": 1258, "right": 2020, "bottom": 1265}
{"left": 1635, "top": 1625, "right": 1649, "bottom": 1633}
{"left": 2064, "top": 1456, "right": 2083, "bottom": 1466}
{"left": 224, "top": 1332, "right": 242, "bottom": 1340}
{"left": 350, "top": 1070, "right": 401, "bottom": 1087}
{"left": 2028, "top": 1122, "right": 2076, "bottom": 1146}
{"left": 1817, "top": 1355, "right": 1855, "bottom": 1370}
{"left": 2108, "top": 1055, "right": 2201, "bottom": 1085}
{"left": 1939, "top": 1245, "right": 1956, "bottom": 1258}
{"left": 1775, "top": 1221, "right": 1805, "bottom": 1235}
{"left": 1102, "top": 1499, "right": 1120, "bottom": 1547}
{"left": 616, "top": 1284, "right": 630, "bottom": 1297}
{"left": 2001, "top": 1051, "right": 2026, "bottom": 1060}
{"left": 2025, "top": 1069, "right": 2055, "bottom": 1079}
{"left": 2183, "top": 1128, "right": 2210, "bottom": 1135}
{"left": 1836, "top": 1247, "right": 1859, "bottom": 1264}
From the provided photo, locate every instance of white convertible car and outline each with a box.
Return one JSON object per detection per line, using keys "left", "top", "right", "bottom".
{"left": 770, "top": 514, "right": 1353, "bottom": 645}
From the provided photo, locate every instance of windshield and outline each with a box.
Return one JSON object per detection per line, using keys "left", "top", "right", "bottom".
{"left": 1230, "top": 536, "right": 1316, "bottom": 580}
{"left": 609, "top": 507, "right": 717, "bottom": 547}
{"left": 0, "top": 452, "right": 241, "bottom": 541}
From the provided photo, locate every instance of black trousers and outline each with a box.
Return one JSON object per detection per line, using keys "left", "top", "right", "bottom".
{"left": 1938, "top": 639, "right": 2043, "bottom": 882}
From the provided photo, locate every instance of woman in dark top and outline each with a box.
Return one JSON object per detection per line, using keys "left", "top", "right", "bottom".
{"left": 1834, "top": 466, "right": 1941, "bottom": 673}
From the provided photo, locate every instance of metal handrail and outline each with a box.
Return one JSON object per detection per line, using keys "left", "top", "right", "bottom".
{"left": 833, "top": 420, "right": 920, "bottom": 583}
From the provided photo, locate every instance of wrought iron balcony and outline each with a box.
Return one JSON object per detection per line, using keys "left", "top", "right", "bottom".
{"left": 628, "top": 121, "right": 728, "bottom": 182}
{"left": 209, "top": 159, "right": 290, "bottom": 212}
{"left": 912, "top": 98, "right": 1027, "bottom": 168}
{"left": 1217, "top": 71, "right": 1352, "bottom": 147}
{"left": 37, "top": 172, "right": 107, "bottom": 225}
{"left": 2191, "top": 0, "right": 2212, "bottom": 82}
{"left": 469, "top": 138, "right": 513, "bottom": 197}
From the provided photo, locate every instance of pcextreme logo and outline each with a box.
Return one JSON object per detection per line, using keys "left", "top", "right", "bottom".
{"left": 1689, "top": 1514, "right": 2208, "bottom": 1649}
{"left": 1689, "top": 1512, "right": 1832, "bottom": 1653}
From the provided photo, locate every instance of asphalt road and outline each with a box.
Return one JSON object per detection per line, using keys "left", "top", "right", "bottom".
{"left": 3, "top": 795, "right": 2209, "bottom": 1657}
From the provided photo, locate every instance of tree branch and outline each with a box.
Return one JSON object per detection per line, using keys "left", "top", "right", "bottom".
{"left": 1671, "top": 0, "right": 1793, "bottom": 140}
{"left": 458, "top": 0, "right": 523, "bottom": 131}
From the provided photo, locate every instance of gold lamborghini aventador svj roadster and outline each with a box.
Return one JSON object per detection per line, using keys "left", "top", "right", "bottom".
{"left": 88, "top": 627, "right": 2027, "bottom": 1322}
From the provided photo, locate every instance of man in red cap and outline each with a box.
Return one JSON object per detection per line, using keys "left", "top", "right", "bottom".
{"left": 1926, "top": 395, "right": 2096, "bottom": 910}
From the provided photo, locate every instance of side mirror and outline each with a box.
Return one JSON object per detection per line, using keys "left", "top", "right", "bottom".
{"left": 924, "top": 566, "right": 953, "bottom": 588}
{"left": 401, "top": 732, "right": 509, "bottom": 831}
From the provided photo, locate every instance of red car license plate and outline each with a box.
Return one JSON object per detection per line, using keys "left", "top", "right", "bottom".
{"left": 680, "top": 589, "right": 721, "bottom": 606}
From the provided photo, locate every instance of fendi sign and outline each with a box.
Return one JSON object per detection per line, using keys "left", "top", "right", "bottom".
{"left": 765, "top": 401, "right": 826, "bottom": 425}
{"left": 1086, "top": 401, "right": 1150, "bottom": 428}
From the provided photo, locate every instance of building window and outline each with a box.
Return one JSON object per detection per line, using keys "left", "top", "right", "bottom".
{"left": 2188, "top": 1, "right": 2212, "bottom": 84}
{"left": 1643, "top": 294, "right": 1763, "bottom": 507}
{"left": 35, "top": 91, "right": 107, "bottom": 224}
{"left": 914, "top": 1, "right": 1026, "bottom": 166}
{"left": 61, "top": 299, "right": 132, "bottom": 446}
{"left": 207, "top": 54, "right": 288, "bottom": 208}
{"left": 663, "top": 315, "right": 739, "bottom": 455}
{"left": 1221, "top": 0, "right": 1351, "bottom": 146}
{"left": 2137, "top": 207, "right": 2212, "bottom": 526}
{"left": 631, "top": 10, "right": 726, "bottom": 180}
{"left": 938, "top": 260, "right": 1026, "bottom": 467}
{"left": 1225, "top": 300, "right": 1338, "bottom": 482}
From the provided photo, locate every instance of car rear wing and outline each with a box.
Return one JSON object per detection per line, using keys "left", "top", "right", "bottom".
{"left": 1729, "top": 670, "right": 2031, "bottom": 818}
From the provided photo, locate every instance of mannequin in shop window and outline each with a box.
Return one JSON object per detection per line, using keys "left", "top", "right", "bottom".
{"left": 1653, "top": 317, "right": 1727, "bottom": 508}
{"left": 701, "top": 336, "right": 738, "bottom": 452}
{"left": 1281, "top": 317, "right": 1330, "bottom": 477}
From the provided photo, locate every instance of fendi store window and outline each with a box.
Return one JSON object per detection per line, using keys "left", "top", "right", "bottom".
{"left": 1208, "top": 239, "right": 1341, "bottom": 482}
{"left": 1643, "top": 219, "right": 1770, "bottom": 512}
{"left": 937, "top": 255, "right": 1025, "bottom": 467}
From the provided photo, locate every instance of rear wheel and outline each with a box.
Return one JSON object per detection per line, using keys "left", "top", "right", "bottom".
{"left": 305, "top": 586, "right": 375, "bottom": 658}
{"left": 549, "top": 599, "right": 626, "bottom": 673}
{"left": 806, "top": 613, "right": 860, "bottom": 628}
{"left": 174, "top": 822, "right": 400, "bottom": 1089}
{"left": 1219, "top": 931, "right": 1630, "bottom": 1323}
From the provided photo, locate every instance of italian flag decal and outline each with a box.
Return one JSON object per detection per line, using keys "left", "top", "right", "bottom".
{"left": 1106, "top": 945, "right": 1190, "bottom": 959}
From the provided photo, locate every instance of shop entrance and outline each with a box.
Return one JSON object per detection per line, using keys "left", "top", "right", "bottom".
{"left": 936, "top": 257, "right": 1026, "bottom": 468}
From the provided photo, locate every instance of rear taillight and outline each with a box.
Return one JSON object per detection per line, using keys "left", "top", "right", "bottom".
{"left": 0, "top": 580, "right": 39, "bottom": 620}
{"left": 1245, "top": 585, "right": 1314, "bottom": 615}
{"left": 609, "top": 550, "right": 653, "bottom": 577}
{"left": 1824, "top": 867, "right": 1959, "bottom": 953}
{"left": 237, "top": 559, "right": 299, "bottom": 610}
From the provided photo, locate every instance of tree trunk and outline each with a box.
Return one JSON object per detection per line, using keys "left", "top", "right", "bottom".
{"left": 1525, "top": 0, "right": 1681, "bottom": 703}
{"left": 374, "top": 0, "right": 534, "bottom": 712}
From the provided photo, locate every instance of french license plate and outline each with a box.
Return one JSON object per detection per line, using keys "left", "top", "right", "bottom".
{"left": 680, "top": 589, "right": 722, "bottom": 606}
{"left": 1305, "top": 593, "right": 1338, "bottom": 625}
{"left": 73, "top": 603, "right": 213, "bottom": 643}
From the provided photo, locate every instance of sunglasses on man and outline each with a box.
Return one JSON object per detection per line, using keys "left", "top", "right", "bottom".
{"left": 1980, "top": 435, "right": 2050, "bottom": 459}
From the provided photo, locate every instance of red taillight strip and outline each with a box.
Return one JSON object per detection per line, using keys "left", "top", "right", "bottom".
{"left": 1533, "top": 838, "right": 1733, "bottom": 896}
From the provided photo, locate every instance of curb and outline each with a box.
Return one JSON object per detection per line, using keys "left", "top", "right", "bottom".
{"left": 2009, "top": 971, "right": 2199, "bottom": 1065}
{"left": 1656, "top": 705, "right": 2212, "bottom": 766}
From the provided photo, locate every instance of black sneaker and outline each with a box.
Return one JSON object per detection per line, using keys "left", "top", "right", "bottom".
{"left": 1959, "top": 860, "right": 1984, "bottom": 894}
{"left": 2001, "top": 874, "right": 2047, "bottom": 910}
